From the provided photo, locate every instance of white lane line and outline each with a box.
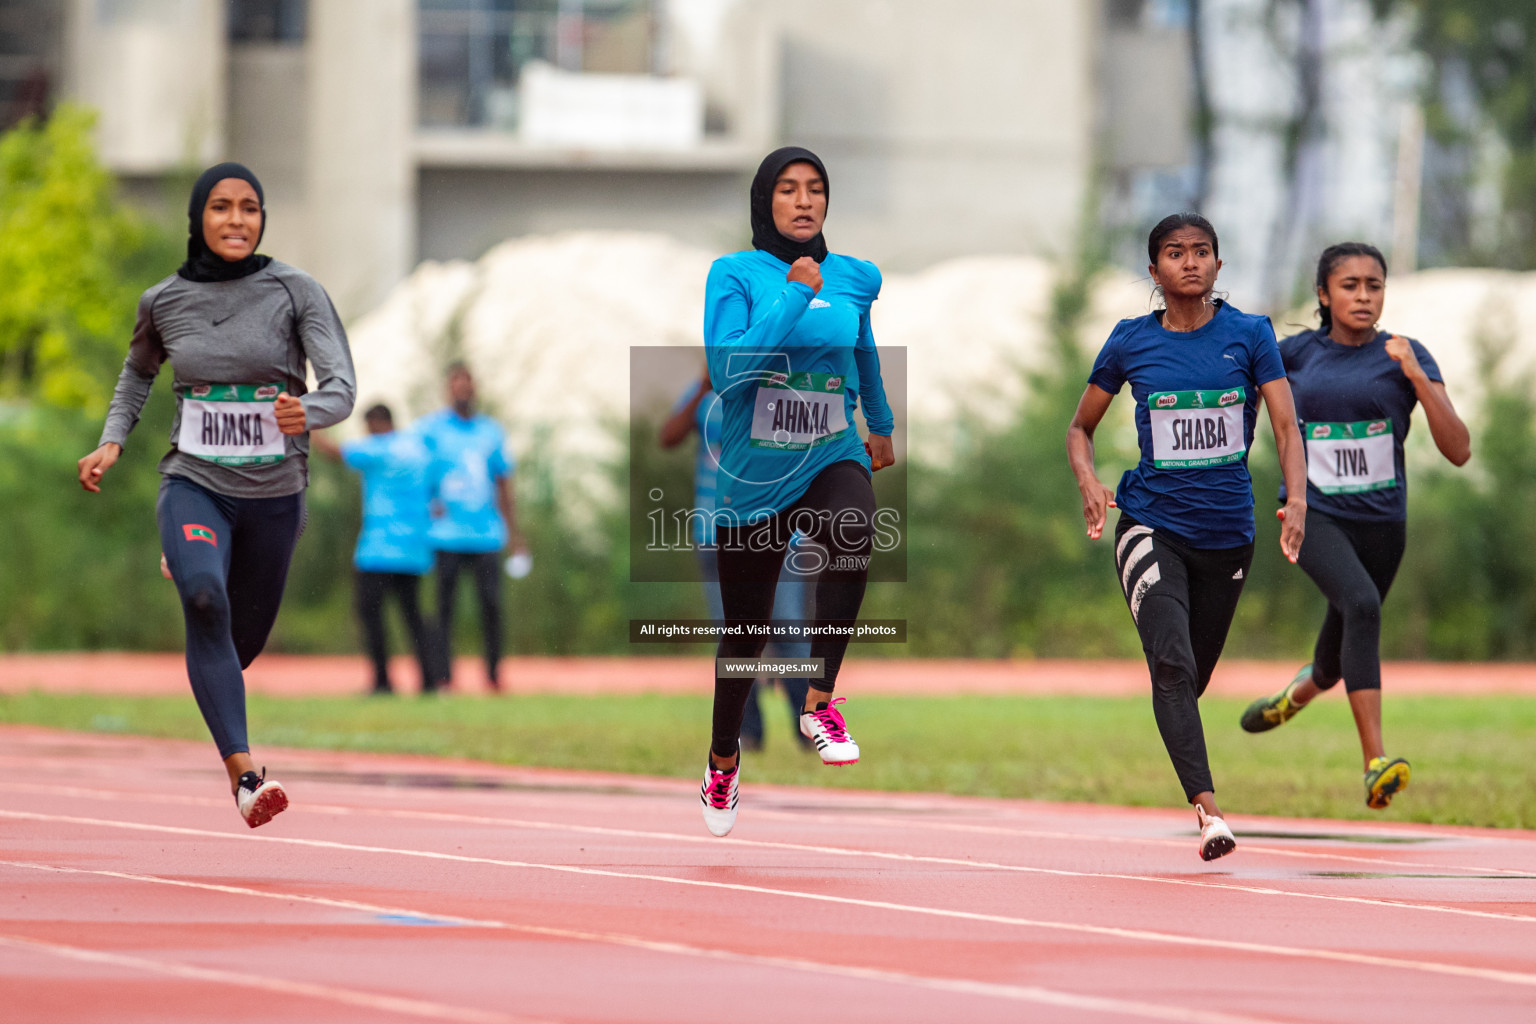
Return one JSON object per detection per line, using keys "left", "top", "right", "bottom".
{"left": 4, "top": 808, "right": 1535, "bottom": 990}
{"left": 5, "top": 770, "right": 1534, "bottom": 878}
{"left": 4, "top": 781, "right": 1532, "bottom": 925}
{"left": 0, "top": 859, "right": 1291, "bottom": 1024}
{"left": 0, "top": 932, "right": 555, "bottom": 1024}
{"left": 749, "top": 804, "right": 1536, "bottom": 877}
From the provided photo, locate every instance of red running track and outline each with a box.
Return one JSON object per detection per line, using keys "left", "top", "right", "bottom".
{"left": 2, "top": 724, "right": 1535, "bottom": 1024}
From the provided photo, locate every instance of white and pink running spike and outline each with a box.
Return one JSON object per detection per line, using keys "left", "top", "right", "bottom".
{"left": 800, "top": 696, "right": 861, "bottom": 766}
{"left": 700, "top": 762, "right": 739, "bottom": 837}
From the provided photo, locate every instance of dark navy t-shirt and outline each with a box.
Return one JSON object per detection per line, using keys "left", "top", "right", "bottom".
{"left": 1089, "top": 301, "right": 1286, "bottom": 548}
{"left": 1277, "top": 329, "right": 1442, "bottom": 522}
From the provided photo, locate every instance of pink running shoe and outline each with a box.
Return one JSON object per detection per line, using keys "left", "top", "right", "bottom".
{"left": 800, "top": 697, "right": 860, "bottom": 765}
{"left": 700, "top": 761, "right": 740, "bottom": 837}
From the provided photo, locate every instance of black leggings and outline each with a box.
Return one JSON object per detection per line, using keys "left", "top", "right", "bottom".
{"left": 1297, "top": 510, "right": 1406, "bottom": 693}
{"left": 435, "top": 550, "right": 503, "bottom": 688}
{"left": 711, "top": 460, "right": 875, "bottom": 759}
{"left": 157, "top": 475, "right": 304, "bottom": 759}
{"left": 1115, "top": 514, "right": 1252, "bottom": 802}
{"left": 356, "top": 571, "right": 434, "bottom": 692}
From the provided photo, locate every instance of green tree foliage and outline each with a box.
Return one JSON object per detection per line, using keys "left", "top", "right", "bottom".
{"left": 0, "top": 105, "right": 178, "bottom": 411}
{"left": 1374, "top": 0, "right": 1536, "bottom": 267}
{"left": 1387, "top": 342, "right": 1536, "bottom": 658}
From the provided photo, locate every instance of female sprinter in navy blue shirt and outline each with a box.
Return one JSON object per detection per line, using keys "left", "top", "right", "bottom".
{"left": 1066, "top": 213, "right": 1307, "bottom": 861}
{"left": 1239, "top": 242, "right": 1469, "bottom": 809}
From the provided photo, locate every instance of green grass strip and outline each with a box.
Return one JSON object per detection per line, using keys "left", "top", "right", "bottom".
{"left": 2, "top": 691, "right": 1532, "bottom": 828}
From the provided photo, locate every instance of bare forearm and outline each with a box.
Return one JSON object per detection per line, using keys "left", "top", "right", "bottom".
{"left": 1066, "top": 426, "right": 1101, "bottom": 489}
{"left": 309, "top": 430, "right": 342, "bottom": 462}
{"left": 1413, "top": 377, "right": 1471, "bottom": 465}
{"left": 1275, "top": 423, "right": 1308, "bottom": 504}
{"left": 498, "top": 481, "right": 521, "bottom": 545}
{"left": 659, "top": 405, "right": 698, "bottom": 448}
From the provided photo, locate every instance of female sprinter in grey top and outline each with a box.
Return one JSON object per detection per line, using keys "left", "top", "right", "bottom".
{"left": 77, "top": 162, "right": 356, "bottom": 828}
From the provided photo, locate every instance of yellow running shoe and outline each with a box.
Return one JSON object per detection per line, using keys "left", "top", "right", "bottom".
{"left": 1240, "top": 664, "right": 1313, "bottom": 733}
{"left": 1365, "top": 756, "right": 1411, "bottom": 809}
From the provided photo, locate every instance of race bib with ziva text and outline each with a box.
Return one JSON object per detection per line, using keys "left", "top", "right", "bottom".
{"left": 1305, "top": 419, "right": 1396, "bottom": 494}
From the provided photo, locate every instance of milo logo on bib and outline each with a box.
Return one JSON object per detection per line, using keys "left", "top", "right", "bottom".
{"left": 1305, "top": 419, "right": 1396, "bottom": 494}
{"left": 749, "top": 371, "right": 852, "bottom": 451}
{"left": 178, "top": 382, "right": 287, "bottom": 466}
{"left": 1147, "top": 388, "right": 1248, "bottom": 469}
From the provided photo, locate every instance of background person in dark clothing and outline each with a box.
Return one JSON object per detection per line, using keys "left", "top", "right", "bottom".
{"left": 313, "top": 404, "right": 437, "bottom": 695}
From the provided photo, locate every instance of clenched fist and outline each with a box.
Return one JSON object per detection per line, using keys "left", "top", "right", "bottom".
{"left": 787, "top": 257, "right": 822, "bottom": 295}
{"left": 275, "top": 393, "right": 306, "bottom": 435}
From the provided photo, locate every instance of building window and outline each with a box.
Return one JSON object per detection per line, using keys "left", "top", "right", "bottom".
{"left": 228, "top": 0, "right": 307, "bottom": 43}
{"left": 0, "top": 0, "right": 60, "bottom": 128}
{"left": 419, "top": 0, "right": 657, "bottom": 130}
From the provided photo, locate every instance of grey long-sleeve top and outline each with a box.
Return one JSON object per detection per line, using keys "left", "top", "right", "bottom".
{"left": 98, "top": 261, "right": 357, "bottom": 498}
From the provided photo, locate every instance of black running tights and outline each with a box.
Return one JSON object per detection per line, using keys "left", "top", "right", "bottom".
{"left": 1115, "top": 514, "right": 1253, "bottom": 802}
{"left": 356, "top": 570, "right": 434, "bottom": 692}
{"left": 711, "top": 460, "right": 875, "bottom": 759}
{"left": 1297, "top": 510, "right": 1406, "bottom": 693}
{"left": 158, "top": 475, "right": 304, "bottom": 759}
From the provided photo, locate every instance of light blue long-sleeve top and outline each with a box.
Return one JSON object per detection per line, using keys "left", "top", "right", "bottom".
{"left": 703, "top": 248, "right": 893, "bottom": 520}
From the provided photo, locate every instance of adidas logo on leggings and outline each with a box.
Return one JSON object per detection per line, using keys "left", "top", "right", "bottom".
{"left": 1116, "top": 525, "right": 1160, "bottom": 624}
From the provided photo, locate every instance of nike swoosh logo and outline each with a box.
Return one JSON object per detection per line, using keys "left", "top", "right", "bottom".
{"left": 212, "top": 314, "right": 235, "bottom": 326}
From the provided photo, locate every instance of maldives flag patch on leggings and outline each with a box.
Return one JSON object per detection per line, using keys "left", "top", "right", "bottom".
{"left": 183, "top": 524, "right": 218, "bottom": 545}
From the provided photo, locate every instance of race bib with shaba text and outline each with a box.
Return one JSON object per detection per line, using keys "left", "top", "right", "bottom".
{"left": 1147, "top": 387, "right": 1247, "bottom": 469}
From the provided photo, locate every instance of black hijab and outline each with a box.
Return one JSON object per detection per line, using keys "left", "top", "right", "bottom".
{"left": 750, "top": 146, "right": 830, "bottom": 265}
{"left": 177, "top": 162, "right": 273, "bottom": 282}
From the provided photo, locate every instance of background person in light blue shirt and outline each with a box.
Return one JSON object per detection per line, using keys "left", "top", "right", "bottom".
{"left": 661, "top": 369, "right": 814, "bottom": 752}
{"left": 316, "top": 404, "right": 436, "bottom": 695}
{"left": 417, "top": 363, "right": 525, "bottom": 692}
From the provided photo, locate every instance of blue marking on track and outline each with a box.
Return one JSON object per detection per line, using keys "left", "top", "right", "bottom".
{"left": 374, "top": 913, "right": 461, "bottom": 927}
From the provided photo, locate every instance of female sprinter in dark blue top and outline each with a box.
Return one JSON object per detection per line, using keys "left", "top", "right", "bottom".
{"left": 697, "top": 146, "right": 896, "bottom": 838}
{"left": 1238, "top": 242, "right": 1470, "bottom": 810}
{"left": 1066, "top": 214, "right": 1308, "bottom": 861}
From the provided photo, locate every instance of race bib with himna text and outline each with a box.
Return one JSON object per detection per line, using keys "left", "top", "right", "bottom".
{"left": 177, "top": 383, "right": 286, "bottom": 466}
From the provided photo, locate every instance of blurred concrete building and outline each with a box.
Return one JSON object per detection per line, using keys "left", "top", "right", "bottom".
{"left": 17, "top": 0, "right": 1194, "bottom": 318}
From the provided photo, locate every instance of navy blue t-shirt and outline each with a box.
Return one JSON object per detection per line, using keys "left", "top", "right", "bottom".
{"left": 1277, "top": 329, "right": 1442, "bottom": 522}
{"left": 1089, "top": 301, "right": 1286, "bottom": 548}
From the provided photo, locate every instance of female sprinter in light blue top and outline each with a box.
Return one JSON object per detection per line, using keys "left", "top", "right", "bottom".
{"left": 698, "top": 146, "right": 895, "bottom": 836}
